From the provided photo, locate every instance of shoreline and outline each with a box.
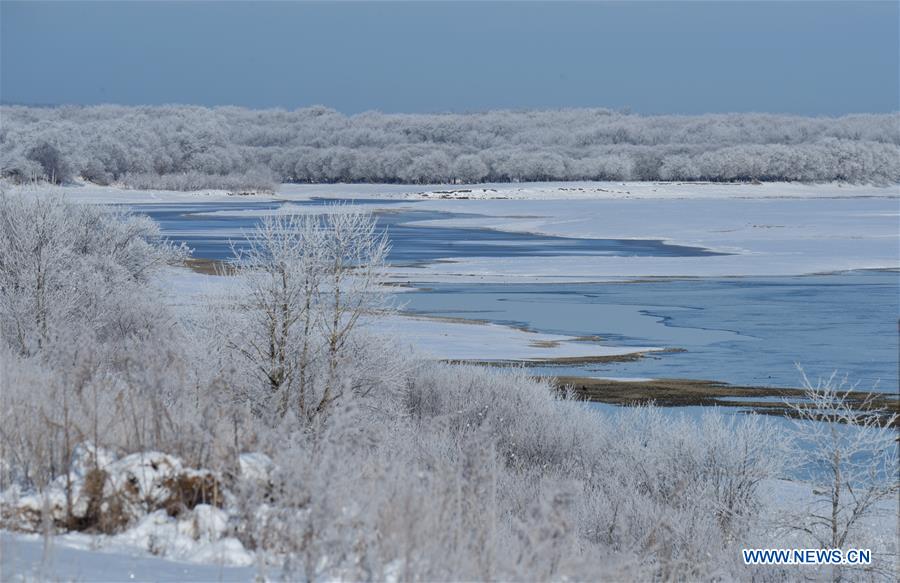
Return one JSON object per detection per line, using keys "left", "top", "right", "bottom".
{"left": 444, "top": 348, "right": 681, "bottom": 367}
{"left": 548, "top": 375, "right": 899, "bottom": 424}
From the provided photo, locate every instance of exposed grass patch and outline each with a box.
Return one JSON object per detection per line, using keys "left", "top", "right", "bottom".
{"left": 529, "top": 339, "right": 561, "bottom": 349}
{"left": 184, "top": 258, "right": 234, "bottom": 275}
{"left": 447, "top": 348, "right": 683, "bottom": 367}
{"left": 550, "top": 376, "right": 899, "bottom": 426}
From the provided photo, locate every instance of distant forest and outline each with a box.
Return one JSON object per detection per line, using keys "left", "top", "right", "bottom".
{"left": 2, "top": 105, "right": 898, "bottom": 190}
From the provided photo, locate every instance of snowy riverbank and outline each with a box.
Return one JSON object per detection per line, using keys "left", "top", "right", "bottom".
{"left": 19, "top": 180, "right": 897, "bottom": 283}
{"left": 161, "top": 267, "right": 660, "bottom": 364}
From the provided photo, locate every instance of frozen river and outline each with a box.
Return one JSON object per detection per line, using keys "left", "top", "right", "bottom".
{"left": 401, "top": 273, "right": 898, "bottom": 390}
{"left": 132, "top": 198, "right": 899, "bottom": 392}
{"left": 131, "top": 200, "right": 721, "bottom": 264}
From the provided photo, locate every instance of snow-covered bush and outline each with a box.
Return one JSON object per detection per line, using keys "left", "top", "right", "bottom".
{"left": 219, "top": 209, "right": 403, "bottom": 428}
{"left": 0, "top": 194, "right": 199, "bottom": 523}
{"left": 779, "top": 371, "right": 900, "bottom": 581}
{"left": 400, "top": 364, "right": 785, "bottom": 578}
{"left": 1, "top": 445, "right": 221, "bottom": 533}
{"left": 24, "top": 142, "right": 74, "bottom": 184}
{"left": 0, "top": 194, "right": 186, "bottom": 357}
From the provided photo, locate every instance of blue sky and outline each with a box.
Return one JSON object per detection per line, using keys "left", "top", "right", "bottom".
{"left": 1, "top": 1, "right": 897, "bottom": 115}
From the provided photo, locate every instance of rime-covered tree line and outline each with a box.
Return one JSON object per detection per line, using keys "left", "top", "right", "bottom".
{"left": 2, "top": 105, "right": 898, "bottom": 189}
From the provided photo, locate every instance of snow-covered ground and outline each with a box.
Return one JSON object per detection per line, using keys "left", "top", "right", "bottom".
{"left": 160, "top": 267, "right": 658, "bottom": 363}
{"left": 0, "top": 531, "right": 258, "bottom": 582}
{"left": 386, "top": 194, "right": 898, "bottom": 281}
{"left": 4, "top": 478, "right": 895, "bottom": 582}
{"left": 22, "top": 180, "right": 898, "bottom": 354}
{"left": 761, "top": 478, "right": 900, "bottom": 553}
{"left": 381, "top": 314, "right": 660, "bottom": 362}
{"left": 38, "top": 181, "right": 897, "bottom": 280}
{"left": 307, "top": 180, "right": 897, "bottom": 202}
{"left": 34, "top": 180, "right": 896, "bottom": 282}
{"left": 0, "top": 446, "right": 261, "bottom": 581}
{"left": 248, "top": 184, "right": 900, "bottom": 281}
{"left": 15, "top": 179, "right": 896, "bottom": 204}
{"left": 9, "top": 180, "right": 434, "bottom": 204}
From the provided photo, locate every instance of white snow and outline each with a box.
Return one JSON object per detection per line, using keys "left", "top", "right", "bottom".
{"left": 13, "top": 180, "right": 896, "bottom": 205}
{"left": 382, "top": 195, "right": 899, "bottom": 281}
{"left": 111, "top": 508, "right": 253, "bottom": 567}
{"left": 0, "top": 445, "right": 256, "bottom": 579}
{"left": 38, "top": 181, "right": 895, "bottom": 281}
{"left": 17, "top": 180, "right": 899, "bottom": 280}
{"left": 277, "top": 180, "right": 894, "bottom": 202}
{"left": 10, "top": 181, "right": 439, "bottom": 204}
{"left": 188, "top": 202, "right": 369, "bottom": 218}
{"left": 761, "top": 478, "right": 900, "bottom": 549}
{"left": 381, "top": 315, "right": 660, "bottom": 362}
{"left": 156, "top": 267, "right": 658, "bottom": 362}
{"left": 5, "top": 478, "right": 894, "bottom": 581}
{"left": 1, "top": 530, "right": 258, "bottom": 582}
{"left": 237, "top": 453, "right": 273, "bottom": 485}
{"left": 1, "top": 446, "right": 222, "bottom": 537}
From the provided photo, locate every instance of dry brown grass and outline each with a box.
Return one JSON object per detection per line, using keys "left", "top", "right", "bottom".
{"left": 161, "top": 473, "right": 223, "bottom": 517}
{"left": 184, "top": 258, "right": 234, "bottom": 275}
{"left": 550, "top": 376, "right": 899, "bottom": 426}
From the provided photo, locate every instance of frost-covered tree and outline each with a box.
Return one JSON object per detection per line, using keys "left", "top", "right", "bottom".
{"left": 316, "top": 210, "right": 390, "bottom": 414}
{"left": 783, "top": 371, "right": 899, "bottom": 582}
{"left": 0, "top": 194, "right": 185, "bottom": 356}
{"left": 0, "top": 194, "right": 191, "bottom": 526}
{"left": 228, "top": 208, "right": 390, "bottom": 425}
{"left": 25, "top": 143, "right": 72, "bottom": 184}
{"left": 451, "top": 154, "right": 489, "bottom": 183}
